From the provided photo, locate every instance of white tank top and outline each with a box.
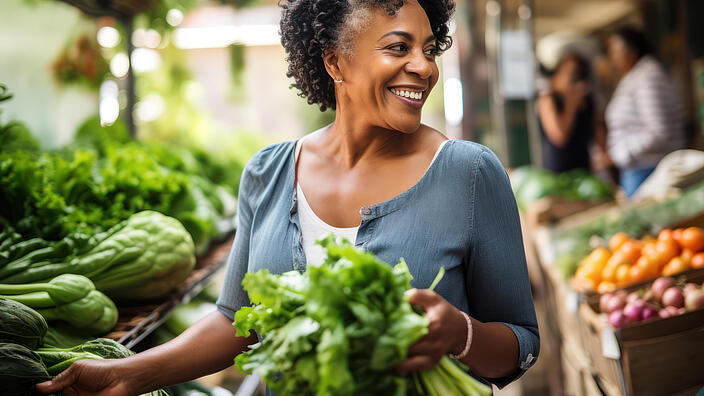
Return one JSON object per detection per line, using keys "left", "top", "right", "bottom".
{"left": 295, "top": 137, "right": 447, "bottom": 266}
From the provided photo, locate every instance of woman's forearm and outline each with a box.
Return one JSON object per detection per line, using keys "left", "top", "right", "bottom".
{"left": 459, "top": 318, "right": 519, "bottom": 379}
{"left": 118, "top": 311, "right": 256, "bottom": 394}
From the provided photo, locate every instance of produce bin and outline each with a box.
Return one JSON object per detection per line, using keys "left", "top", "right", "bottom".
{"left": 106, "top": 235, "right": 234, "bottom": 349}
{"left": 578, "top": 270, "right": 704, "bottom": 396}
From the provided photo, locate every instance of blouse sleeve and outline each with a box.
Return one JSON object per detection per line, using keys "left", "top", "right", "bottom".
{"left": 466, "top": 149, "right": 540, "bottom": 388}
{"left": 216, "top": 156, "right": 259, "bottom": 321}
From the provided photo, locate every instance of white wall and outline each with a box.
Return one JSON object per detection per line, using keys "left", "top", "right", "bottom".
{"left": 0, "top": 0, "right": 97, "bottom": 149}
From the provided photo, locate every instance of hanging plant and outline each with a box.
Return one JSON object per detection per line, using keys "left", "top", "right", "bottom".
{"left": 51, "top": 31, "right": 110, "bottom": 91}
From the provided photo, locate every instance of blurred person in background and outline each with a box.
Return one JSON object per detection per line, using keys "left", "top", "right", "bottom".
{"left": 537, "top": 53, "right": 601, "bottom": 173}
{"left": 601, "top": 26, "right": 686, "bottom": 197}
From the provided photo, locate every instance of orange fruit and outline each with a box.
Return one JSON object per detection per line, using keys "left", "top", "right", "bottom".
{"left": 588, "top": 247, "right": 611, "bottom": 272}
{"left": 597, "top": 281, "right": 617, "bottom": 294}
{"left": 658, "top": 229, "right": 674, "bottom": 242}
{"left": 681, "top": 248, "right": 694, "bottom": 265}
{"left": 641, "top": 241, "right": 658, "bottom": 259}
{"left": 654, "top": 240, "right": 680, "bottom": 268}
{"left": 662, "top": 257, "right": 690, "bottom": 276}
{"left": 635, "top": 255, "right": 658, "bottom": 278}
{"left": 601, "top": 263, "right": 618, "bottom": 283}
{"left": 691, "top": 253, "right": 704, "bottom": 269}
{"left": 615, "top": 264, "right": 631, "bottom": 285}
{"left": 672, "top": 228, "right": 684, "bottom": 246}
{"left": 609, "top": 232, "right": 630, "bottom": 252}
{"left": 619, "top": 240, "right": 642, "bottom": 263}
{"left": 681, "top": 227, "right": 704, "bottom": 252}
{"left": 607, "top": 251, "right": 628, "bottom": 267}
{"left": 628, "top": 264, "right": 648, "bottom": 285}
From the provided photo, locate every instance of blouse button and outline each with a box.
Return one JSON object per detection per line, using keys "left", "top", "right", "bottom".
{"left": 361, "top": 207, "right": 372, "bottom": 216}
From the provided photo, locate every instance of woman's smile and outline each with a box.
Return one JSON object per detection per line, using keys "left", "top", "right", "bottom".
{"left": 388, "top": 86, "right": 426, "bottom": 108}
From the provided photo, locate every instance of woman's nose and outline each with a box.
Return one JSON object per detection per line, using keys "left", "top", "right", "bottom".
{"left": 405, "top": 50, "right": 434, "bottom": 80}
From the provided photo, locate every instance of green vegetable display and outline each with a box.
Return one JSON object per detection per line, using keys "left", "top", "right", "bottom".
{"left": 511, "top": 166, "right": 612, "bottom": 210}
{"left": 0, "top": 342, "right": 51, "bottom": 396}
{"left": 0, "top": 300, "right": 168, "bottom": 396}
{"left": 0, "top": 275, "right": 118, "bottom": 335}
{"left": 234, "top": 235, "right": 491, "bottom": 396}
{"left": 0, "top": 211, "right": 196, "bottom": 301}
{"left": 0, "top": 299, "right": 48, "bottom": 350}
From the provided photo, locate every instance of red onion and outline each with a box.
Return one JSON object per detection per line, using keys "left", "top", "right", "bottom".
{"left": 659, "top": 308, "right": 671, "bottom": 318}
{"left": 666, "top": 306, "right": 680, "bottom": 316}
{"left": 606, "top": 293, "right": 627, "bottom": 313}
{"left": 608, "top": 310, "right": 629, "bottom": 328}
{"left": 662, "top": 287, "right": 685, "bottom": 308}
{"left": 651, "top": 277, "right": 675, "bottom": 302}
{"left": 641, "top": 305, "right": 658, "bottom": 320}
{"left": 623, "top": 300, "right": 645, "bottom": 322}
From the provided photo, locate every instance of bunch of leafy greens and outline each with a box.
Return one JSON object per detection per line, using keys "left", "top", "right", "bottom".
{"left": 234, "top": 235, "right": 491, "bottom": 396}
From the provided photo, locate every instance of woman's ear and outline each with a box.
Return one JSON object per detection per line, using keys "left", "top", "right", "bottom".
{"left": 323, "top": 49, "right": 344, "bottom": 83}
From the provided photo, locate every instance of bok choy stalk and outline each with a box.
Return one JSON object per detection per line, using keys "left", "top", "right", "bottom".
{"left": 0, "top": 274, "right": 118, "bottom": 335}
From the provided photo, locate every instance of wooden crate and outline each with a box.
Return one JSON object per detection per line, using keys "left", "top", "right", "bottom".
{"left": 578, "top": 270, "right": 704, "bottom": 396}
{"left": 525, "top": 197, "right": 612, "bottom": 227}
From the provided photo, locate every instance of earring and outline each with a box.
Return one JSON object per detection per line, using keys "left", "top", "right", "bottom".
{"left": 333, "top": 78, "right": 343, "bottom": 83}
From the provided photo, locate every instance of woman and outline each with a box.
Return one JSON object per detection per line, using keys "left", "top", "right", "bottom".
{"left": 537, "top": 53, "right": 597, "bottom": 173}
{"left": 604, "top": 26, "right": 686, "bottom": 196}
{"left": 37, "top": 1, "right": 539, "bottom": 394}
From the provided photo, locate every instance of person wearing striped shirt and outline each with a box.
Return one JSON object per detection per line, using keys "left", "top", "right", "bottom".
{"left": 602, "top": 26, "right": 686, "bottom": 197}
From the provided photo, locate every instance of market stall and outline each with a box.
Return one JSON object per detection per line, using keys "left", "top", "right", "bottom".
{"left": 513, "top": 170, "right": 704, "bottom": 396}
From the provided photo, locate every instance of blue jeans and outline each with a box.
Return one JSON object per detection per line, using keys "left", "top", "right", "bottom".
{"left": 621, "top": 167, "right": 655, "bottom": 197}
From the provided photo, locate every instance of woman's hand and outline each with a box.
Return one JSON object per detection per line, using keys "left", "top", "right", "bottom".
{"left": 394, "top": 288, "right": 468, "bottom": 375}
{"left": 35, "top": 359, "right": 133, "bottom": 396}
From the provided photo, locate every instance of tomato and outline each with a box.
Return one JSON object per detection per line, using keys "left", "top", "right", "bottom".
{"left": 662, "top": 257, "right": 690, "bottom": 276}
{"left": 681, "top": 227, "right": 704, "bottom": 252}
{"left": 691, "top": 253, "right": 704, "bottom": 269}
{"left": 618, "top": 240, "right": 642, "bottom": 264}
{"left": 597, "top": 281, "right": 617, "bottom": 294}
{"left": 609, "top": 232, "right": 630, "bottom": 252}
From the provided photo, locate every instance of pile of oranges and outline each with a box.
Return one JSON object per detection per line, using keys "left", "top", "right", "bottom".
{"left": 573, "top": 227, "right": 704, "bottom": 293}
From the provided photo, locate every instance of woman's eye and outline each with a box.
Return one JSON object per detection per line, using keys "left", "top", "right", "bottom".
{"left": 424, "top": 47, "right": 438, "bottom": 57}
{"left": 388, "top": 43, "right": 409, "bottom": 52}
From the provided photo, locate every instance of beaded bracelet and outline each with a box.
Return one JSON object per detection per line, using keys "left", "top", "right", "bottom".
{"left": 449, "top": 311, "right": 473, "bottom": 360}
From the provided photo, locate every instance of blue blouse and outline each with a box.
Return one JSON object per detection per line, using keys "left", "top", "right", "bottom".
{"left": 216, "top": 139, "right": 539, "bottom": 390}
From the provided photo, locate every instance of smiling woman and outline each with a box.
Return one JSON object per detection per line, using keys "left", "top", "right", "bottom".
{"left": 35, "top": 1, "right": 539, "bottom": 396}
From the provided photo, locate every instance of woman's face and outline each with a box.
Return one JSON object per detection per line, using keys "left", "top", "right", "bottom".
{"left": 552, "top": 56, "right": 577, "bottom": 91}
{"left": 607, "top": 36, "right": 636, "bottom": 77}
{"left": 334, "top": 0, "right": 440, "bottom": 133}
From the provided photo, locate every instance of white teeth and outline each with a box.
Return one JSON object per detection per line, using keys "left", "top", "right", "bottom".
{"left": 391, "top": 88, "right": 423, "bottom": 101}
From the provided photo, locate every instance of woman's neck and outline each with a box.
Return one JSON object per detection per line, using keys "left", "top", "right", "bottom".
{"left": 317, "top": 111, "right": 417, "bottom": 169}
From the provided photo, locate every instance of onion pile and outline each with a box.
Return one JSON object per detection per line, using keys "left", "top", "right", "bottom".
{"left": 599, "top": 277, "right": 704, "bottom": 328}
